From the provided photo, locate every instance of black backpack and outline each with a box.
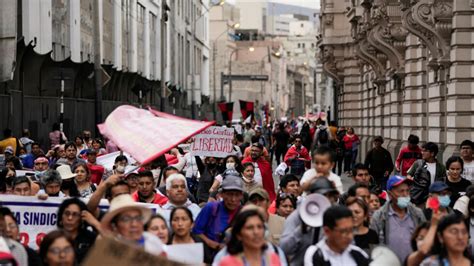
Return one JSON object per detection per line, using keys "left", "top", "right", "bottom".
{"left": 312, "top": 247, "right": 370, "bottom": 266}
{"left": 318, "top": 129, "right": 329, "bottom": 144}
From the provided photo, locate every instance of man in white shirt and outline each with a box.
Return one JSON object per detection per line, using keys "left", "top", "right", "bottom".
{"left": 460, "top": 140, "right": 474, "bottom": 182}
{"left": 162, "top": 173, "right": 200, "bottom": 220}
{"left": 304, "top": 206, "right": 369, "bottom": 266}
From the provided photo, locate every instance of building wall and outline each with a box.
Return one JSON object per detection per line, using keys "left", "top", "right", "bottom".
{"left": 320, "top": 0, "right": 474, "bottom": 163}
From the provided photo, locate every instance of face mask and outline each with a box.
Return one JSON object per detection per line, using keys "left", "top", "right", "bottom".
{"left": 439, "top": 195, "right": 451, "bottom": 208}
{"left": 226, "top": 163, "right": 235, "bottom": 170}
{"left": 116, "top": 165, "right": 125, "bottom": 173}
{"left": 35, "top": 170, "right": 46, "bottom": 177}
{"left": 397, "top": 196, "right": 411, "bottom": 209}
{"left": 208, "top": 162, "right": 216, "bottom": 169}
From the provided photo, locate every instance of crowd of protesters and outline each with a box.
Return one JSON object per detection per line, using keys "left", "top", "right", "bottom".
{"left": 0, "top": 116, "right": 473, "bottom": 266}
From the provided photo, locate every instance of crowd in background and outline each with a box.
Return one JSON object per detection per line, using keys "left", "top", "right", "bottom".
{"left": 0, "top": 117, "right": 473, "bottom": 266}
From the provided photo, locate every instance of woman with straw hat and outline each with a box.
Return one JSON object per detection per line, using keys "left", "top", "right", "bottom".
{"left": 100, "top": 194, "right": 165, "bottom": 255}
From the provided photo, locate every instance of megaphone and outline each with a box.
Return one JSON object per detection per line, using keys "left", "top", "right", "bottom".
{"left": 370, "top": 246, "right": 401, "bottom": 266}
{"left": 299, "top": 193, "right": 331, "bottom": 227}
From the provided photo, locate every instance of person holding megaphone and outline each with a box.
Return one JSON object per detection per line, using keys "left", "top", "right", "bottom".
{"left": 280, "top": 177, "right": 340, "bottom": 265}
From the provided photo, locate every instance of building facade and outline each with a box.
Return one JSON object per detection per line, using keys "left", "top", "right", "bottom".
{"left": 319, "top": 0, "right": 474, "bottom": 162}
{"left": 0, "top": 0, "right": 211, "bottom": 146}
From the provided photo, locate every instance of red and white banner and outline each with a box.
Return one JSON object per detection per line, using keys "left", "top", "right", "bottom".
{"left": 98, "top": 105, "right": 214, "bottom": 164}
{"left": 190, "top": 126, "right": 234, "bottom": 158}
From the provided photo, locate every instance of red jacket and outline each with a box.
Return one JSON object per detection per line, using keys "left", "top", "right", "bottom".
{"left": 131, "top": 190, "right": 168, "bottom": 206}
{"left": 241, "top": 156, "right": 276, "bottom": 202}
{"left": 87, "top": 163, "right": 105, "bottom": 185}
{"left": 283, "top": 145, "right": 311, "bottom": 169}
{"left": 395, "top": 145, "right": 422, "bottom": 176}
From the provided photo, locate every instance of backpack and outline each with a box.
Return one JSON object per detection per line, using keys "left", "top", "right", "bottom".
{"left": 312, "top": 246, "right": 370, "bottom": 266}
{"left": 318, "top": 129, "right": 329, "bottom": 144}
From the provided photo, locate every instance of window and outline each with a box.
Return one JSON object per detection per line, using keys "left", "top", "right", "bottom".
{"left": 301, "top": 23, "right": 304, "bottom": 28}
{"left": 137, "top": 3, "right": 145, "bottom": 23}
{"left": 302, "top": 43, "right": 305, "bottom": 48}
{"left": 297, "top": 43, "right": 301, "bottom": 48}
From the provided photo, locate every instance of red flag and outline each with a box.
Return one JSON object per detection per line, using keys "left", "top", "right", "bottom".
{"left": 98, "top": 105, "right": 215, "bottom": 164}
{"left": 239, "top": 100, "right": 254, "bottom": 120}
{"left": 218, "top": 102, "right": 234, "bottom": 122}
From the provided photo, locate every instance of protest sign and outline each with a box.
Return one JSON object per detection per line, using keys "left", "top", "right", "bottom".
{"left": 190, "top": 126, "right": 234, "bottom": 158}
{"left": 0, "top": 195, "right": 164, "bottom": 250}
{"left": 98, "top": 105, "right": 214, "bottom": 164}
{"left": 83, "top": 236, "right": 183, "bottom": 266}
{"left": 96, "top": 151, "right": 137, "bottom": 172}
{"left": 165, "top": 243, "right": 203, "bottom": 265}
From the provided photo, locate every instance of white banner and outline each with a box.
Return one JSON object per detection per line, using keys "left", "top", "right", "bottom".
{"left": 0, "top": 195, "right": 164, "bottom": 250}
{"left": 190, "top": 126, "right": 234, "bottom": 158}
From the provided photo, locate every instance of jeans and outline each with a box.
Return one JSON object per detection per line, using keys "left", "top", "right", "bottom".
{"left": 351, "top": 149, "right": 358, "bottom": 169}
{"left": 274, "top": 147, "right": 288, "bottom": 165}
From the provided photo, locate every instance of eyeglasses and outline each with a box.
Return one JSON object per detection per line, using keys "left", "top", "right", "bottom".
{"left": 5, "top": 223, "right": 17, "bottom": 230}
{"left": 118, "top": 215, "right": 144, "bottom": 224}
{"left": 63, "top": 211, "right": 81, "bottom": 219}
{"left": 48, "top": 246, "right": 74, "bottom": 256}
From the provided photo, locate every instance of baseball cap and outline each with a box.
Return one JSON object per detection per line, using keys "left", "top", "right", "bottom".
{"left": 308, "top": 178, "right": 338, "bottom": 195}
{"left": 4, "top": 146, "right": 13, "bottom": 155}
{"left": 221, "top": 176, "right": 244, "bottom": 192}
{"left": 429, "top": 181, "right": 450, "bottom": 193}
{"left": 251, "top": 142, "right": 264, "bottom": 150}
{"left": 85, "top": 149, "right": 97, "bottom": 155}
{"left": 249, "top": 188, "right": 270, "bottom": 201}
{"left": 386, "top": 175, "right": 412, "bottom": 191}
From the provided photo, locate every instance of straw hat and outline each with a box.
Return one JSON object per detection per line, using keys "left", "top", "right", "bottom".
{"left": 101, "top": 194, "right": 152, "bottom": 231}
{"left": 56, "top": 165, "right": 77, "bottom": 180}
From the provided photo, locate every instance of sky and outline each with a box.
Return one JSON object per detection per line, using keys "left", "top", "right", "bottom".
{"left": 227, "top": 0, "right": 320, "bottom": 10}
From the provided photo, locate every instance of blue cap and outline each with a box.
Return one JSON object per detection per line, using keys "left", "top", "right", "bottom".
{"left": 386, "top": 175, "right": 412, "bottom": 191}
{"left": 429, "top": 181, "right": 450, "bottom": 193}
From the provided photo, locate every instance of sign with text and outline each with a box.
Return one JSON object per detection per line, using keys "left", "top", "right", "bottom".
{"left": 0, "top": 196, "right": 164, "bottom": 250}
{"left": 190, "top": 126, "right": 234, "bottom": 158}
{"left": 83, "top": 236, "right": 183, "bottom": 266}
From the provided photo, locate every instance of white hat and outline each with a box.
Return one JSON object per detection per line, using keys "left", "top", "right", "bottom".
{"left": 100, "top": 194, "right": 152, "bottom": 231}
{"left": 56, "top": 165, "right": 77, "bottom": 180}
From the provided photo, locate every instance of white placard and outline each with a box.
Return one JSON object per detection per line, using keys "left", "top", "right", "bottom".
{"left": 190, "top": 126, "right": 234, "bottom": 158}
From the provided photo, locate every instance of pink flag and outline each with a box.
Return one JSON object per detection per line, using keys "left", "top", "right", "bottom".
{"left": 98, "top": 105, "right": 215, "bottom": 164}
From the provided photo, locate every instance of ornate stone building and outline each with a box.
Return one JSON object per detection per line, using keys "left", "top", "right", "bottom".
{"left": 319, "top": 0, "right": 474, "bottom": 162}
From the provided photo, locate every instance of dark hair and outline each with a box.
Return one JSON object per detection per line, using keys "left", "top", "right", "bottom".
{"left": 162, "top": 166, "right": 179, "bottom": 180}
{"left": 57, "top": 197, "right": 88, "bottom": 230}
{"left": 31, "top": 142, "right": 41, "bottom": 149}
{"left": 445, "top": 156, "right": 464, "bottom": 173}
{"left": 224, "top": 155, "right": 243, "bottom": 173}
{"left": 348, "top": 183, "right": 369, "bottom": 197}
{"left": 61, "top": 179, "right": 80, "bottom": 197}
{"left": 5, "top": 156, "right": 22, "bottom": 170}
{"left": 170, "top": 206, "right": 194, "bottom": 224}
{"left": 312, "top": 145, "right": 336, "bottom": 163}
{"left": 351, "top": 163, "right": 369, "bottom": 178}
{"left": 235, "top": 134, "right": 244, "bottom": 142}
{"left": 227, "top": 209, "right": 266, "bottom": 255}
{"left": 345, "top": 197, "right": 369, "bottom": 217}
{"left": 422, "top": 142, "right": 439, "bottom": 156}
{"left": 0, "top": 169, "right": 13, "bottom": 193}
{"left": 144, "top": 214, "right": 168, "bottom": 231}
{"left": 408, "top": 134, "right": 420, "bottom": 145}
{"left": 12, "top": 175, "right": 31, "bottom": 188}
{"left": 105, "top": 180, "right": 130, "bottom": 200}
{"left": 242, "top": 162, "right": 255, "bottom": 171}
{"left": 64, "top": 141, "right": 77, "bottom": 151}
{"left": 39, "top": 230, "right": 75, "bottom": 265}
{"left": 431, "top": 213, "right": 469, "bottom": 259}
{"left": 0, "top": 207, "right": 15, "bottom": 224}
{"left": 293, "top": 134, "right": 302, "bottom": 141}
{"left": 410, "top": 222, "right": 430, "bottom": 251}
{"left": 150, "top": 154, "right": 168, "bottom": 169}
{"left": 468, "top": 195, "right": 474, "bottom": 217}
{"left": 460, "top": 140, "right": 473, "bottom": 149}
{"left": 465, "top": 185, "right": 474, "bottom": 199}
{"left": 323, "top": 205, "right": 353, "bottom": 229}
{"left": 114, "top": 155, "right": 128, "bottom": 164}
{"left": 279, "top": 174, "right": 299, "bottom": 190}
{"left": 138, "top": 170, "right": 154, "bottom": 182}
{"left": 92, "top": 138, "right": 103, "bottom": 147}
{"left": 373, "top": 136, "right": 383, "bottom": 143}
{"left": 276, "top": 192, "right": 297, "bottom": 209}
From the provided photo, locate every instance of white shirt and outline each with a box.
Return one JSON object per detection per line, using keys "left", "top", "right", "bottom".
{"left": 183, "top": 153, "right": 198, "bottom": 178}
{"left": 426, "top": 162, "right": 436, "bottom": 184}
{"left": 300, "top": 168, "right": 343, "bottom": 194}
{"left": 253, "top": 162, "right": 263, "bottom": 185}
{"left": 463, "top": 160, "right": 474, "bottom": 182}
{"left": 304, "top": 239, "right": 368, "bottom": 266}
